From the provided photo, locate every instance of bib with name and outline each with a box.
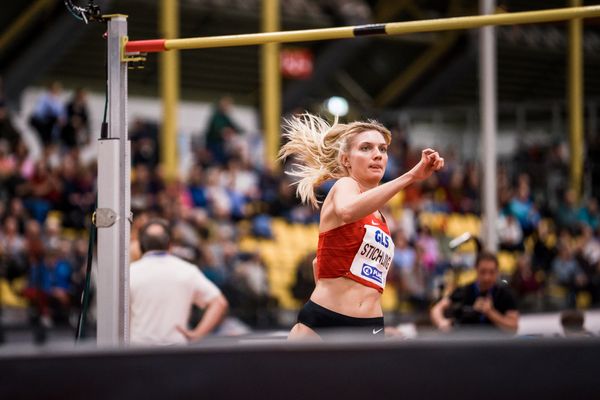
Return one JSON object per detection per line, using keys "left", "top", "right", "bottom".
{"left": 348, "top": 224, "right": 395, "bottom": 290}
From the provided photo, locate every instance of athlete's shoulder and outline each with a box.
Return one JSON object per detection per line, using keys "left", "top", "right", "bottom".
{"left": 331, "top": 176, "right": 360, "bottom": 192}
{"left": 335, "top": 176, "right": 357, "bottom": 185}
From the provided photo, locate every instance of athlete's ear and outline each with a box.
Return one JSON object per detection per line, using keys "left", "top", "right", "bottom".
{"left": 340, "top": 152, "right": 350, "bottom": 169}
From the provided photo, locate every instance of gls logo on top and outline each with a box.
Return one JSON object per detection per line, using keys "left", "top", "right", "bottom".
{"left": 374, "top": 230, "right": 389, "bottom": 248}
{"left": 361, "top": 263, "right": 383, "bottom": 284}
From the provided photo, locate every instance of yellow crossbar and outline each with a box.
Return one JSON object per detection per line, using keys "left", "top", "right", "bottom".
{"left": 147, "top": 6, "right": 600, "bottom": 51}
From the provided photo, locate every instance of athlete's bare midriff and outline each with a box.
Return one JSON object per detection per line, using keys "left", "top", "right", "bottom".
{"left": 310, "top": 277, "right": 383, "bottom": 318}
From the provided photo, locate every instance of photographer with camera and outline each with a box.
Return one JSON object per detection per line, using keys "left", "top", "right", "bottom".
{"left": 430, "top": 251, "right": 519, "bottom": 334}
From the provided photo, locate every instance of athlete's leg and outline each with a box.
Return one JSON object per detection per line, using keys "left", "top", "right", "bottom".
{"left": 288, "top": 322, "right": 322, "bottom": 341}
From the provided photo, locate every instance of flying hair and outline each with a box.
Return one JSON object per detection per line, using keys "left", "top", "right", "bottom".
{"left": 278, "top": 113, "right": 391, "bottom": 208}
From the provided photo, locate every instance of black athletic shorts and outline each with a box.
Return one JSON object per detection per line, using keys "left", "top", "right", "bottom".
{"left": 297, "top": 300, "right": 385, "bottom": 339}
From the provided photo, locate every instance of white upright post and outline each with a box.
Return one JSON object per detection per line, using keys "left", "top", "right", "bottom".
{"left": 479, "top": 0, "right": 498, "bottom": 252}
{"left": 97, "top": 15, "right": 130, "bottom": 346}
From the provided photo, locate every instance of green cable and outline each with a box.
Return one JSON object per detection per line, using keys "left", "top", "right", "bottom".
{"left": 75, "top": 208, "right": 96, "bottom": 341}
{"left": 76, "top": 17, "right": 109, "bottom": 340}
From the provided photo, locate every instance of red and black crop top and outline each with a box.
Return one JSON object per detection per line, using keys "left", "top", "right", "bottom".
{"left": 316, "top": 214, "right": 395, "bottom": 293}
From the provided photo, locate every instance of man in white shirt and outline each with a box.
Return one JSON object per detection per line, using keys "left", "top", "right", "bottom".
{"left": 129, "top": 219, "right": 228, "bottom": 345}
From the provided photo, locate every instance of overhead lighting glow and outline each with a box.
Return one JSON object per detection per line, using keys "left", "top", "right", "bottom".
{"left": 326, "top": 96, "right": 349, "bottom": 117}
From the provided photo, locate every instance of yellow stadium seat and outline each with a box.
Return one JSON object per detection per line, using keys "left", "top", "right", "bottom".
{"left": 238, "top": 237, "right": 258, "bottom": 252}
{"left": 464, "top": 214, "right": 481, "bottom": 235}
{"left": 0, "top": 278, "right": 28, "bottom": 308}
{"left": 446, "top": 213, "right": 470, "bottom": 238}
{"left": 457, "top": 269, "right": 477, "bottom": 287}
{"left": 524, "top": 236, "right": 535, "bottom": 253}
{"left": 389, "top": 193, "right": 404, "bottom": 220}
{"left": 381, "top": 284, "right": 398, "bottom": 312}
{"left": 576, "top": 292, "right": 592, "bottom": 309}
{"left": 397, "top": 300, "right": 414, "bottom": 314}
{"left": 455, "top": 240, "right": 477, "bottom": 253}
{"left": 497, "top": 251, "right": 517, "bottom": 275}
{"left": 546, "top": 280, "right": 566, "bottom": 296}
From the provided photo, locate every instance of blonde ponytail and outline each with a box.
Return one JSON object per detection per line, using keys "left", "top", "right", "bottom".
{"left": 278, "top": 113, "right": 391, "bottom": 208}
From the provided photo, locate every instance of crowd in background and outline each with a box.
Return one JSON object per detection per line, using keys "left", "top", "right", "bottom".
{"left": 0, "top": 81, "right": 599, "bottom": 334}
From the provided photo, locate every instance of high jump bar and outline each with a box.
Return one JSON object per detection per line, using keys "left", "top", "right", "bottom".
{"left": 125, "top": 5, "right": 600, "bottom": 53}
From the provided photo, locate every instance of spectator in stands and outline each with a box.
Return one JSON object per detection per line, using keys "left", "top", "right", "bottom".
{"left": 22, "top": 232, "right": 72, "bottom": 327}
{"left": 23, "top": 235, "right": 51, "bottom": 327}
{"left": 552, "top": 242, "right": 587, "bottom": 308}
{"left": 575, "top": 225, "right": 600, "bottom": 305}
{"left": 14, "top": 140, "right": 35, "bottom": 182}
{"left": 0, "top": 101, "right": 21, "bottom": 152}
{"left": 511, "top": 254, "right": 543, "bottom": 312}
{"left": 267, "top": 176, "right": 302, "bottom": 222}
{"left": 18, "top": 159, "right": 62, "bottom": 223}
{"left": 531, "top": 220, "right": 556, "bottom": 272}
{"left": 157, "top": 177, "right": 195, "bottom": 222}
{"left": 222, "top": 156, "right": 259, "bottom": 220}
{"left": 61, "top": 87, "right": 90, "bottom": 149}
{"left": 129, "top": 219, "right": 228, "bottom": 345}
{"left": 497, "top": 167, "right": 513, "bottom": 215}
{"left": 0, "top": 144, "right": 31, "bottom": 209}
{"left": 187, "top": 164, "right": 208, "bottom": 209}
{"left": 0, "top": 216, "right": 27, "bottom": 281}
{"left": 590, "top": 136, "right": 600, "bottom": 200}
{"left": 578, "top": 198, "right": 599, "bottom": 231}
{"left": 45, "top": 241, "right": 74, "bottom": 325}
{"left": 397, "top": 203, "right": 417, "bottom": 241}
{"left": 0, "top": 140, "right": 17, "bottom": 201}
{"left": 431, "top": 251, "right": 519, "bottom": 334}
{"left": 392, "top": 230, "right": 416, "bottom": 273}
{"left": 203, "top": 96, "right": 240, "bottom": 165}
{"left": 8, "top": 198, "right": 29, "bottom": 235}
{"left": 69, "top": 236, "right": 90, "bottom": 306}
{"left": 29, "top": 81, "right": 65, "bottom": 146}
{"left": 131, "top": 163, "right": 163, "bottom": 212}
{"left": 400, "top": 243, "right": 429, "bottom": 310}
{"left": 497, "top": 213, "right": 524, "bottom": 252}
{"left": 43, "top": 216, "right": 63, "bottom": 255}
{"left": 445, "top": 168, "right": 466, "bottom": 213}
{"left": 415, "top": 225, "right": 440, "bottom": 274}
{"left": 204, "top": 167, "right": 233, "bottom": 219}
{"left": 420, "top": 174, "right": 448, "bottom": 213}
{"left": 557, "top": 189, "right": 581, "bottom": 231}
{"left": 507, "top": 180, "right": 539, "bottom": 237}
{"left": 462, "top": 162, "right": 480, "bottom": 214}
{"left": 130, "top": 118, "right": 159, "bottom": 167}
{"left": 280, "top": 113, "right": 443, "bottom": 340}
{"left": 291, "top": 252, "right": 316, "bottom": 304}
{"left": 2, "top": 141, "right": 35, "bottom": 208}
{"left": 57, "top": 154, "right": 93, "bottom": 229}
{"left": 208, "top": 223, "right": 238, "bottom": 283}
{"left": 170, "top": 216, "right": 202, "bottom": 264}
{"left": 227, "top": 251, "right": 276, "bottom": 327}
{"left": 258, "top": 164, "right": 281, "bottom": 207}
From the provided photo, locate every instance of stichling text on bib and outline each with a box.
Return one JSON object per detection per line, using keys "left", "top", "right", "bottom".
{"left": 349, "top": 225, "right": 395, "bottom": 290}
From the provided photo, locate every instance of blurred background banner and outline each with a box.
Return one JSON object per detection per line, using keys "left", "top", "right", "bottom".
{"left": 280, "top": 48, "right": 313, "bottom": 79}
